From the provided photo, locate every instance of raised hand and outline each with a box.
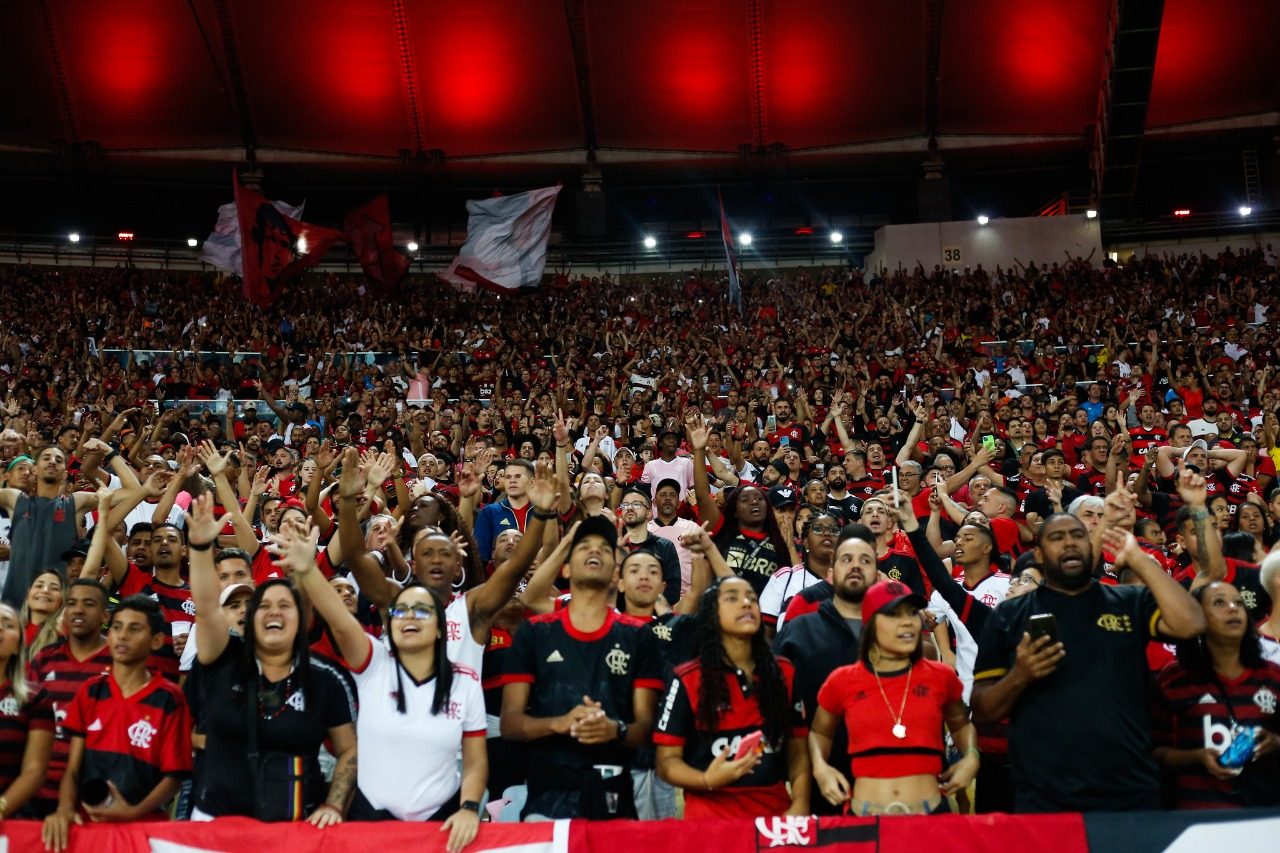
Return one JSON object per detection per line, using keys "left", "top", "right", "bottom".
{"left": 184, "top": 493, "right": 225, "bottom": 548}
{"left": 685, "top": 412, "right": 708, "bottom": 452}
{"left": 457, "top": 460, "right": 481, "bottom": 499}
{"left": 1175, "top": 460, "right": 1207, "bottom": 507}
{"left": 264, "top": 522, "right": 321, "bottom": 578}
{"left": 526, "top": 458, "right": 559, "bottom": 512}
{"left": 552, "top": 409, "right": 570, "bottom": 445}
{"left": 366, "top": 451, "right": 397, "bottom": 487}
{"left": 197, "top": 440, "right": 228, "bottom": 478}
{"left": 338, "top": 447, "right": 364, "bottom": 499}
{"left": 250, "top": 465, "right": 271, "bottom": 497}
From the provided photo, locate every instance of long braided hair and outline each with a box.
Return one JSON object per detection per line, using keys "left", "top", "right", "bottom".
{"left": 693, "top": 578, "right": 790, "bottom": 750}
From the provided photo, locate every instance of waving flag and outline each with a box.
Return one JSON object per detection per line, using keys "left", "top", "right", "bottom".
{"left": 718, "top": 189, "right": 742, "bottom": 313}
{"left": 233, "top": 171, "right": 345, "bottom": 307}
{"left": 344, "top": 195, "right": 409, "bottom": 294}
{"left": 199, "top": 198, "right": 306, "bottom": 275}
{"left": 439, "top": 185, "right": 562, "bottom": 292}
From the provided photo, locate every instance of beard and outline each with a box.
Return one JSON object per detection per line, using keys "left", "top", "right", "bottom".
{"left": 1042, "top": 554, "right": 1092, "bottom": 591}
{"left": 834, "top": 578, "right": 869, "bottom": 603}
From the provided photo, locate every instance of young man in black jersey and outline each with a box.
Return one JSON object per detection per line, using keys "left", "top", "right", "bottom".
{"left": 500, "top": 516, "right": 663, "bottom": 820}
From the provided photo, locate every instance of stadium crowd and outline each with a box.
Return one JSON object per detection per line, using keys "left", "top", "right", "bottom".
{"left": 0, "top": 241, "right": 1277, "bottom": 848}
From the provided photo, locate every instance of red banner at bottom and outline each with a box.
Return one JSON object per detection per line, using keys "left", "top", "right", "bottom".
{"left": 2, "top": 813, "right": 1089, "bottom": 853}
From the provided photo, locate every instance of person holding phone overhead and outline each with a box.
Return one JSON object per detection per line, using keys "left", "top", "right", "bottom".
{"left": 654, "top": 577, "right": 810, "bottom": 819}
{"left": 970, "top": 478, "right": 1209, "bottom": 813}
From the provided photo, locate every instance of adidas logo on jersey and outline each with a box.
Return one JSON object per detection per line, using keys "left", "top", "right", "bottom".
{"left": 546, "top": 650, "right": 564, "bottom": 663}
{"left": 500, "top": 519, "right": 512, "bottom": 526}
{"left": 87, "top": 719, "right": 104, "bottom": 732}
{"left": 1196, "top": 694, "right": 1216, "bottom": 706}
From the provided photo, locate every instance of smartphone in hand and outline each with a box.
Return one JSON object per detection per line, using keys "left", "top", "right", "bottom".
{"left": 1027, "top": 613, "right": 1059, "bottom": 647}
{"left": 733, "top": 730, "right": 764, "bottom": 761}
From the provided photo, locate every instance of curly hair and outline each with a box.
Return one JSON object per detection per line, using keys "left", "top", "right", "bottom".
{"left": 692, "top": 579, "right": 791, "bottom": 751}
{"left": 1175, "top": 582, "right": 1267, "bottom": 672}
{"left": 398, "top": 493, "right": 484, "bottom": 590}
{"left": 712, "top": 484, "right": 792, "bottom": 569}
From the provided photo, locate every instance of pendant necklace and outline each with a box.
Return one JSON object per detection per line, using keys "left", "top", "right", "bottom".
{"left": 871, "top": 660, "right": 913, "bottom": 739}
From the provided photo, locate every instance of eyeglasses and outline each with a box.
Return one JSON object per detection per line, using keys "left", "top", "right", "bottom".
{"left": 618, "top": 501, "right": 649, "bottom": 509}
{"left": 389, "top": 606, "right": 435, "bottom": 621}
{"left": 809, "top": 524, "right": 842, "bottom": 536}
{"left": 1010, "top": 575, "right": 1042, "bottom": 588}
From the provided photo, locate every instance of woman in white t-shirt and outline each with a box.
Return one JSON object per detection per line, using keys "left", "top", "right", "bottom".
{"left": 273, "top": 526, "right": 487, "bottom": 852}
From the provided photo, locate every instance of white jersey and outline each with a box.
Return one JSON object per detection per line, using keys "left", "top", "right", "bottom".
{"left": 927, "top": 572, "right": 1011, "bottom": 703}
{"left": 350, "top": 638, "right": 486, "bottom": 820}
{"left": 760, "top": 563, "right": 826, "bottom": 631}
{"left": 445, "top": 593, "right": 485, "bottom": 673}
{"left": 1261, "top": 629, "right": 1280, "bottom": 667}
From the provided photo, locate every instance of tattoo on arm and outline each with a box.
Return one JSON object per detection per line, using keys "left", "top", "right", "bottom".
{"left": 326, "top": 751, "right": 358, "bottom": 809}
{"left": 1190, "top": 508, "right": 1211, "bottom": 574}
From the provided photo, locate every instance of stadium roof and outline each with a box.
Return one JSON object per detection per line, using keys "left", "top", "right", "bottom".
{"left": 0, "top": 0, "right": 1276, "bottom": 237}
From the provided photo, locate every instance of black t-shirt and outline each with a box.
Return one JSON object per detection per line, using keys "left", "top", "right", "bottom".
{"left": 825, "top": 493, "right": 864, "bottom": 524}
{"left": 1177, "top": 559, "right": 1273, "bottom": 624}
{"left": 721, "top": 531, "right": 785, "bottom": 595}
{"left": 507, "top": 608, "right": 663, "bottom": 816}
{"left": 192, "top": 636, "right": 357, "bottom": 817}
{"left": 1022, "top": 484, "right": 1083, "bottom": 519}
{"left": 653, "top": 657, "right": 804, "bottom": 792}
{"left": 973, "top": 583, "right": 1162, "bottom": 812}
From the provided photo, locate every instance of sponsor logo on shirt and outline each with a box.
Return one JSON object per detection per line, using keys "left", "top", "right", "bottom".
{"left": 1096, "top": 613, "right": 1133, "bottom": 632}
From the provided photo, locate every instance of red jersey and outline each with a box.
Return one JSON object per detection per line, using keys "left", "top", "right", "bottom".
{"left": 28, "top": 640, "right": 113, "bottom": 809}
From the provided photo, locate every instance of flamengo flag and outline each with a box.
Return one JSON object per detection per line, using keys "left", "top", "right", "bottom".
{"left": 439, "top": 185, "right": 562, "bottom": 292}
{"left": 233, "top": 171, "right": 345, "bottom": 307}
{"left": 344, "top": 195, "right": 409, "bottom": 294}
{"left": 199, "top": 198, "right": 305, "bottom": 275}
{"left": 718, "top": 189, "right": 743, "bottom": 313}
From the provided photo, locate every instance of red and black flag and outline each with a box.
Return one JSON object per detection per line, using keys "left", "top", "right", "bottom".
{"left": 344, "top": 195, "right": 409, "bottom": 295}
{"left": 233, "top": 171, "right": 344, "bottom": 307}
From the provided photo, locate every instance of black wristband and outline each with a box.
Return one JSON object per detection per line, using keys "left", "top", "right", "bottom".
{"left": 104, "top": 450, "right": 119, "bottom": 464}
{"left": 531, "top": 508, "right": 558, "bottom": 521}
{"left": 188, "top": 540, "right": 214, "bottom": 552}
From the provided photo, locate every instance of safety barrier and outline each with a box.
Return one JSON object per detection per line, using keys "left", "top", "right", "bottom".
{"left": 4, "top": 809, "right": 1277, "bottom": 853}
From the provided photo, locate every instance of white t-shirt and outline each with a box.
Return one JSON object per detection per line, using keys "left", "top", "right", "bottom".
{"left": 927, "top": 572, "right": 1011, "bottom": 703}
{"left": 444, "top": 593, "right": 485, "bottom": 673}
{"left": 760, "top": 563, "right": 826, "bottom": 632}
{"left": 350, "top": 638, "right": 486, "bottom": 820}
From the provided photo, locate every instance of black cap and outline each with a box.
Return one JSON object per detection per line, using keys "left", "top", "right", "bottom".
{"left": 653, "top": 478, "right": 683, "bottom": 497}
{"left": 286, "top": 401, "right": 308, "bottom": 414}
{"left": 768, "top": 485, "right": 800, "bottom": 510}
{"left": 265, "top": 437, "right": 286, "bottom": 453}
{"left": 60, "top": 538, "right": 92, "bottom": 562}
{"left": 572, "top": 515, "right": 618, "bottom": 551}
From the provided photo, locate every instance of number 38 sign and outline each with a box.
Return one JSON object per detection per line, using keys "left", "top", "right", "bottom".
{"left": 942, "top": 245, "right": 963, "bottom": 264}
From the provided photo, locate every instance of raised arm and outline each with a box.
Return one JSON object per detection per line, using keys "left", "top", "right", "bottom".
{"left": 198, "top": 441, "right": 260, "bottom": 557}
{"left": 274, "top": 524, "right": 372, "bottom": 670}
{"left": 185, "top": 494, "right": 232, "bottom": 664}
{"left": 688, "top": 414, "right": 721, "bottom": 531}
{"left": 336, "top": 447, "right": 399, "bottom": 607}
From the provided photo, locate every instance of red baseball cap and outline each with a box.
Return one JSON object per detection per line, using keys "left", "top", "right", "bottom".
{"left": 861, "top": 580, "right": 927, "bottom": 624}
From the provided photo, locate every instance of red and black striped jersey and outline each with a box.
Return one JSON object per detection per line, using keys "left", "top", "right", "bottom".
{"left": 1219, "top": 471, "right": 1261, "bottom": 509}
{"left": 1153, "top": 661, "right": 1280, "bottom": 809}
{"left": 1128, "top": 427, "right": 1168, "bottom": 468}
{"left": 115, "top": 566, "right": 193, "bottom": 684}
{"left": 64, "top": 671, "right": 193, "bottom": 812}
{"left": 28, "top": 639, "right": 113, "bottom": 808}
{"left": 0, "top": 681, "right": 55, "bottom": 795}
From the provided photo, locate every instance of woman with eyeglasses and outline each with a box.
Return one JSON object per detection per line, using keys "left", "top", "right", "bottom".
{"left": 273, "top": 525, "right": 487, "bottom": 849}
{"left": 1152, "top": 580, "right": 1280, "bottom": 809}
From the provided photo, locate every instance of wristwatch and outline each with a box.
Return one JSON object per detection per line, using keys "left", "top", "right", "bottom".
{"left": 460, "top": 800, "right": 481, "bottom": 814}
{"left": 613, "top": 719, "right": 629, "bottom": 741}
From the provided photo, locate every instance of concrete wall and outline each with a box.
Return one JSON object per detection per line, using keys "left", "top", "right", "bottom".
{"left": 864, "top": 213, "right": 1103, "bottom": 274}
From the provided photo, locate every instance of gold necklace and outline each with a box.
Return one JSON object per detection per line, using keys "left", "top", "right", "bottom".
{"left": 871, "top": 658, "right": 913, "bottom": 739}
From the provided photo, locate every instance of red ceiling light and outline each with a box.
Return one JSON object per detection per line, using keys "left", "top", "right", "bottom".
{"left": 686, "top": 231, "right": 705, "bottom": 239}
{"left": 794, "top": 226, "right": 813, "bottom": 235}
{"left": 1173, "top": 209, "right": 1191, "bottom": 217}
{"left": 117, "top": 231, "right": 135, "bottom": 241}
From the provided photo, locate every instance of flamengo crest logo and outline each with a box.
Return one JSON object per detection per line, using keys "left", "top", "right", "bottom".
{"left": 755, "top": 815, "right": 814, "bottom": 847}
{"left": 128, "top": 719, "right": 157, "bottom": 749}
{"left": 1255, "top": 687, "right": 1277, "bottom": 715}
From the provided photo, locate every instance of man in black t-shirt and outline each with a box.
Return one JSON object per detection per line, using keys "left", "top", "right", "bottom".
{"left": 501, "top": 516, "right": 663, "bottom": 820}
{"left": 971, "top": 500, "right": 1206, "bottom": 813}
